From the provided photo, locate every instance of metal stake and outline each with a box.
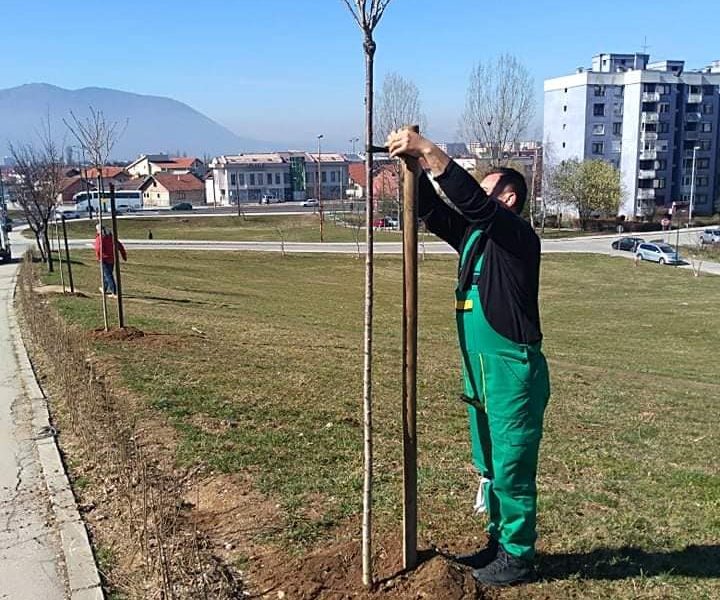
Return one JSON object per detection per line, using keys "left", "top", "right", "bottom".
{"left": 109, "top": 184, "right": 125, "bottom": 328}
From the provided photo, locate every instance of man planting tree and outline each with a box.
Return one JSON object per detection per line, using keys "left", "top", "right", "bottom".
{"left": 387, "top": 129, "right": 550, "bottom": 587}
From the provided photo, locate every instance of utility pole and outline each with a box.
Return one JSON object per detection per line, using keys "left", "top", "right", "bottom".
{"left": 689, "top": 145, "right": 700, "bottom": 224}
{"left": 400, "top": 124, "right": 420, "bottom": 571}
{"left": 317, "top": 134, "right": 324, "bottom": 242}
{"left": 61, "top": 215, "right": 74, "bottom": 293}
{"left": 109, "top": 184, "right": 125, "bottom": 328}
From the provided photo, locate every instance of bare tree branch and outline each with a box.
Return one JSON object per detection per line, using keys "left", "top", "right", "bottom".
{"left": 462, "top": 53, "right": 535, "bottom": 165}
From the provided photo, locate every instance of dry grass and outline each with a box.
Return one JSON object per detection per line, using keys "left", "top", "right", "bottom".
{"left": 39, "top": 249, "right": 720, "bottom": 598}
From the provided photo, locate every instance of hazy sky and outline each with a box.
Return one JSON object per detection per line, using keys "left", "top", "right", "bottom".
{"left": 2, "top": 0, "right": 719, "bottom": 151}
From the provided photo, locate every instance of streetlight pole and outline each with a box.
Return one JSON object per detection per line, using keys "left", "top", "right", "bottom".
{"left": 350, "top": 137, "right": 359, "bottom": 154}
{"left": 689, "top": 145, "right": 700, "bottom": 225}
{"left": 317, "top": 134, "right": 324, "bottom": 242}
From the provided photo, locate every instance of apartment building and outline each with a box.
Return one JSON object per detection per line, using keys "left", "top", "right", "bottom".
{"left": 208, "top": 153, "right": 349, "bottom": 204}
{"left": 544, "top": 53, "right": 720, "bottom": 217}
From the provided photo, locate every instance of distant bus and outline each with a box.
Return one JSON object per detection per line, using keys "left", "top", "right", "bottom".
{"left": 73, "top": 189, "right": 143, "bottom": 213}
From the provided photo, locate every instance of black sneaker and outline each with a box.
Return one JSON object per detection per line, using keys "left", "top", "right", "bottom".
{"left": 453, "top": 536, "right": 499, "bottom": 569}
{"left": 472, "top": 546, "right": 535, "bottom": 587}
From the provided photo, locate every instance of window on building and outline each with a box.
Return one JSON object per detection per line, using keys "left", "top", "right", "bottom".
{"left": 690, "top": 85, "right": 701, "bottom": 95}
{"left": 612, "top": 122, "right": 622, "bottom": 135}
{"left": 653, "top": 178, "right": 666, "bottom": 189}
{"left": 702, "top": 103, "right": 714, "bottom": 114}
{"left": 266, "top": 173, "right": 272, "bottom": 185}
{"left": 283, "top": 173, "right": 289, "bottom": 184}
{"left": 685, "top": 122, "right": 698, "bottom": 132}
{"left": 275, "top": 173, "right": 281, "bottom": 185}
{"left": 593, "top": 103, "right": 605, "bottom": 116}
{"left": 659, "top": 103, "right": 669, "bottom": 113}
{"left": 699, "top": 140, "right": 712, "bottom": 151}
{"left": 594, "top": 85, "right": 605, "bottom": 97}
{"left": 701, "top": 122, "right": 712, "bottom": 133}
{"left": 591, "top": 142, "right": 604, "bottom": 154}
{"left": 698, "top": 158, "right": 710, "bottom": 169}
{"left": 697, "top": 176, "right": 709, "bottom": 187}
{"left": 643, "top": 83, "right": 656, "bottom": 92}
{"left": 238, "top": 173, "right": 245, "bottom": 185}
{"left": 230, "top": 173, "right": 236, "bottom": 185}
{"left": 657, "top": 84, "right": 668, "bottom": 95}
{"left": 643, "top": 140, "right": 656, "bottom": 151}
{"left": 321, "top": 171, "right": 327, "bottom": 183}
{"left": 658, "top": 122, "right": 670, "bottom": 133}
{"left": 330, "top": 171, "right": 336, "bottom": 182}
{"left": 249, "top": 174, "right": 255, "bottom": 186}
{"left": 654, "top": 159, "right": 667, "bottom": 170}
{"left": 592, "top": 123, "right": 605, "bottom": 135}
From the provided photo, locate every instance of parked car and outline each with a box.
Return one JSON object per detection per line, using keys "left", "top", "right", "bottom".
{"left": 53, "top": 209, "right": 81, "bottom": 220}
{"left": 116, "top": 204, "right": 135, "bottom": 214}
{"left": 699, "top": 228, "right": 720, "bottom": 245}
{"left": 636, "top": 242, "right": 682, "bottom": 265}
{"left": 384, "top": 216, "right": 399, "bottom": 228}
{"left": 170, "top": 202, "right": 193, "bottom": 211}
{"left": 611, "top": 236, "right": 644, "bottom": 252}
{"left": 260, "top": 194, "right": 281, "bottom": 204}
{"left": 302, "top": 198, "right": 319, "bottom": 207}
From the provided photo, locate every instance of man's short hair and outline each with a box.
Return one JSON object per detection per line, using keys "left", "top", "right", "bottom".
{"left": 487, "top": 167, "right": 528, "bottom": 214}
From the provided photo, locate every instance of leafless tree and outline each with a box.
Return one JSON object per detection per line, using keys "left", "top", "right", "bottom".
{"left": 64, "top": 107, "right": 126, "bottom": 330}
{"left": 462, "top": 53, "right": 535, "bottom": 164}
{"left": 9, "top": 117, "right": 64, "bottom": 271}
{"left": 341, "top": 0, "right": 393, "bottom": 588}
{"left": 375, "top": 72, "right": 425, "bottom": 144}
{"left": 375, "top": 72, "right": 425, "bottom": 221}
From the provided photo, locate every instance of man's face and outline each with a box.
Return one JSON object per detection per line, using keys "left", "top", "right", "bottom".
{"left": 480, "top": 173, "right": 517, "bottom": 212}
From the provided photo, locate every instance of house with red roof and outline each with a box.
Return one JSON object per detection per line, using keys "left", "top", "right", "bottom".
{"left": 139, "top": 173, "right": 206, "bottom": 207}
{"left": 127, "top": 154, "right": 205, "bottom": 179}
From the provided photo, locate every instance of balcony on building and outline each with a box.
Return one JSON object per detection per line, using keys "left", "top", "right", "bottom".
{"left": 641, "top": 112, "right": 659, "bottom": 124}
{"left": 687, "top": 93, "right": 703, "bottom": 104}
{"left": 638, "top": 169, "right": 656, "bottom": 179}
{"left": 641, "top": 131, "right": 659, "bottom": 141}
{"left": 685, "top": 112, "right": 702, "bottom": 122}
{"left": 642, "top": 92, "right": 661, "bottom": 102}
{"left": 639, "top": 149, "right": 658, "bottom": 160}
{"left": 637, "top": 189, "right": 656, "bottom": 200}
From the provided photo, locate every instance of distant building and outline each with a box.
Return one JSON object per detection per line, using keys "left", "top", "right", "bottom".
{"left": 140, "top": 173, "right": 205, "bottom": 207}
{"left": 207, "top": 152, "right": 349, "bottom": 205}
{"left": 127, "top": 154, "right": 206, "bottom": 179}
{"left": 544, "top": 53, "right": 720, "bottom": 217}
{"left": 437, "top": 142, "right": 470, "bottom": 157}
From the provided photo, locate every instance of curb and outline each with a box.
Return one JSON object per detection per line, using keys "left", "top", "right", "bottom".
{"left": 8, "top": 265, "right": 104, "bottom": 600}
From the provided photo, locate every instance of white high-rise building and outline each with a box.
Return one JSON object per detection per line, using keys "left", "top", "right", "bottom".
{"left": 544, "top": 53, "right": 720, "bottom": 217}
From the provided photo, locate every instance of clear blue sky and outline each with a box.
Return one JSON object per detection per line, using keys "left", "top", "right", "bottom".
{"left": 2, "top": 0, "right": 719, "bottom": 151}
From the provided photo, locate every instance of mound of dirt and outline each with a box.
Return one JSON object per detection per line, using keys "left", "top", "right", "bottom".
{"left": 263, "top": 539, "right": 481, "bottom": 600}
{"left": 91, "top": 326, "right": 145, "bottom": 341}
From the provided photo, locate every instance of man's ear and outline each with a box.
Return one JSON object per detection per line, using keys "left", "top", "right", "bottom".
{"left": 502, "top": 191, "right": 517, "bottom": 210}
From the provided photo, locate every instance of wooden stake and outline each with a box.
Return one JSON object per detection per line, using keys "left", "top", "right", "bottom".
{"left": 61, "top": 215, "right": 75, "bottom": 294}
{"left": 400, "top": 124, "right": 420, "bottom": 571}
{"left": 109, "top": 184, "right": 125, "bottom": 328}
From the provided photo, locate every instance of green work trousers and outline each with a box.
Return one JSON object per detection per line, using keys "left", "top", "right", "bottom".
{"left": 456, "top": 230, "right": 550, "bottom": 561}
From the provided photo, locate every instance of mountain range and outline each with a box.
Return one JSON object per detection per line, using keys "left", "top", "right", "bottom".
{"left": 0, "top": 83, "right": 271, "bottom": 160}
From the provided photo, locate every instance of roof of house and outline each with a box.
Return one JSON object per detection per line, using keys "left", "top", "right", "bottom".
{"left": 153, "top": 157, "right": 202, "bottom": 169}
{"left": 143, "top": 173, "right": 204, "bottom": 192}
{"left": 217, "top": 153, "right": 285, "bottom": 165}
{"left": 83, "top": 166, "right": 128, "bottom": 180}
{"left": 348, "top": 163, "right": 366, "bottom": 183}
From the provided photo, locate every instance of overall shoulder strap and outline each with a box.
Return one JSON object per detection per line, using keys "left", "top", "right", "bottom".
{"left": 458, "top": 228, "right": 486, "bottom": 291}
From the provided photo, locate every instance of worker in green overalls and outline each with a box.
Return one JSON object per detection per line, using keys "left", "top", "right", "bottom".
{"left": 388, "top": 130, "right": 550, "bottom": 586}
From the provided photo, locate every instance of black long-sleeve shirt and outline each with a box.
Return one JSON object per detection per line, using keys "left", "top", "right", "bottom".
{"left": 419, "top": 161, "right": 542, "bottom": 345}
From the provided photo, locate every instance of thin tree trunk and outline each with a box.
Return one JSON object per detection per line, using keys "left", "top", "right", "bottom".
{"left": 362, "top": 33, "right": 376, "bottom": 590}
{"left": 97, "top": 174, "right": 109, "bottom": 331}
{"left": 43, "top": 228, "right": 54, "bottom": 272}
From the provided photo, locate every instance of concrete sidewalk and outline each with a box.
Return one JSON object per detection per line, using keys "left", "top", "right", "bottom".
{"left": 0, "top": 260, "right": 67, "bottom": 598}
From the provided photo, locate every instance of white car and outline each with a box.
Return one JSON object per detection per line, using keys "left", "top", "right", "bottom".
{"left": 636, "top": 242, "right": 682, "bottom": 265}
{"left": 53, "top": 209, "right": 81, "bottom": 220}
{"left": 302, "top": 198, "right": 319, "bottom": 207}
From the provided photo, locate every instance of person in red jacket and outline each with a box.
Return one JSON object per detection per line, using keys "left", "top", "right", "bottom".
{"left": 94, "top": 224, "right": 126, "bottom": 296}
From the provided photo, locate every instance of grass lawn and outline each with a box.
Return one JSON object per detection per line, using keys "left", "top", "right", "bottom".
{"left": 55, "top": 214, "right": 405, "bottom": 243}
{"left": 41, "top": 250, "right": 720, "bottom": 598}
